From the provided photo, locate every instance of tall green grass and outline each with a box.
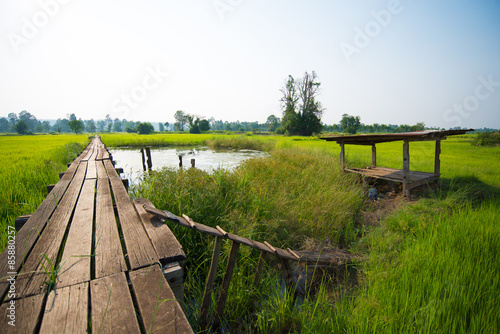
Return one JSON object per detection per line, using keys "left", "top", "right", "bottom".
{"left": 0, "top": 134, "right": 89, "bottom": 250}
{"left": 131, "top": 147, "right": 364, "bottom": 331}
{"left": 333, "top": 199, "right": 499, "bottom": 333}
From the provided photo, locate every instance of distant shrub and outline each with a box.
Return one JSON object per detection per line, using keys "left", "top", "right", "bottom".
{"left": 472, "top": 131, "right": 500, "bottom": 146}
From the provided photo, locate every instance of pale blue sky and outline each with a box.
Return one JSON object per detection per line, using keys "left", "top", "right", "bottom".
{"left": 1, "top": 0, "right": 499, "bottom": 129}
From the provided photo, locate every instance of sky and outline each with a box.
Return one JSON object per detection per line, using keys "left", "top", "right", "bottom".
{"left": 1, "top": 0, "right": 500, "bottom": 129}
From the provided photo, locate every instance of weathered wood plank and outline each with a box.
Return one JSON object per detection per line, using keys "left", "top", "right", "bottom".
{"left": 133, "top": 198, "right": 185, "bottom": 264}
{"left": 14, "top": 161, "right": 88, "bottom": 299}
{"left": 0, "top": 293, "right": 45, "bottom": 333}
{"left": 0, "top": 159, "right": 81, "bottom": 298}
{"left": 91, "top": 272, "right": 140, "bottom": 334}
{"left": 129, "top": 265, "right": 193, "bottom": 334}
{"left": 96, "top": 160, "right": 108, "bottom": 179}
{"left": 95, "top": 177, "right": 127, "bottom": 278}
{"left": 57, "top": 179, "right": 96, "bottom": 288}
{"left": 39, "top": 282, "right": 88, "bottom": 333}
{"left": 86, "top": 160, "right": 97, "bottom": 179}
{"left": 104, "top": 160, "right": 158, "bottom": 269}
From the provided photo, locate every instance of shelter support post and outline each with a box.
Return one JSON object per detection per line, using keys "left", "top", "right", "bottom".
{"left": 371, "top": 143, "right": 376, "bottom": 167}
{"left": 434, "top": 140, "right": 441, "bottom": 175}
{"left": 339, "top": 141, "right": 345, "bottom": 170}
{"left": 403, "top": 140, "right": 410, "bottom": 197}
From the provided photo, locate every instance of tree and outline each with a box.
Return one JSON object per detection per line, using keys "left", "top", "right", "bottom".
{"left": 198, "top": 119, "right": 210, "bottom": 132}
{"left": 136, "top": 122, "right": 154, "bottom": 134}
{"left": 279, "top": 72, "right": 323, "bottom": 136}
{"left": 0, "top": 118, "right": 10, "bottom": 132}
{"left": 164, "top": 122, "right": 170, "bottom": 131}
{"left": 266, "top": 115, "right": 280, "bottom": 132}
{"left": 113, "top": 118, "right": 122, "bottom": 132}
{"left": 296, "top": 71, "right": 323, "bottom": 135}
{"left": 14, "top": 120, "right": 29, "bottom": 134}
{"left": 174, "top": 110, "right": 188, "bottom": 131}
{"left": 340, "top": 114, "right": 361, "bottom": 134}
{"left": 159, "top": 123, "right": 164, "bottom": 132}
{"left": 279, "top": 75, "right": 299, "bottom": 135}
{"left": 68, "top": 119, "right": 84, "bottom": 134}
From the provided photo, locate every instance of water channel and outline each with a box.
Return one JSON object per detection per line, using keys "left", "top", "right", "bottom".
{"left": 109, "top": 147, "right": 269, "bottom": 185}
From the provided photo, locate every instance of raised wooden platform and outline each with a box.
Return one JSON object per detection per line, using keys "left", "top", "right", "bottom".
{"left": 346, "top": 166, "right": 440, "bottom": 190}
{"left": 0, "top": 136, "right": 192, "bottom": 333}
{"left": 320, "top": 129, "right": 473, "bottom": 196}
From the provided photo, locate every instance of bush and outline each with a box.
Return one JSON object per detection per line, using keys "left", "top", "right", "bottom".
{"left": 136, "top": 122, "right": 154, "bottom": 134}
{"left": 472, "top": 131, "right": 500, "bottom": 146}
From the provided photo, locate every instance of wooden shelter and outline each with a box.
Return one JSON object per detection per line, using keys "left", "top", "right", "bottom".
{"left": 320, "top": 129, "right": 473, "bottom": 196}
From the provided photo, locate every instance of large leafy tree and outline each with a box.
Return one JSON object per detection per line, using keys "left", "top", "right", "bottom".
{"left": 340, "top": 114, "right": 361, "bottom": 134}
{"left": 279, "top": 72, "right": 323, "bottom": 136}
{"left": 68, "top": 119, "right": 84, "bottom": 134}
{"left": 14, "top": 120, "right": 29, "bottom": 134}
{"left": 136, "top": 122, "right": 154, "bottom": 134}
{"left": 174, "top": 110, "right": 188, "bottom": 131}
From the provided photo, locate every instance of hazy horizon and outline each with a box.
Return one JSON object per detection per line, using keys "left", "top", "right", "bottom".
{"left": 2, "top": 1, "right": 499, "bottom": 129}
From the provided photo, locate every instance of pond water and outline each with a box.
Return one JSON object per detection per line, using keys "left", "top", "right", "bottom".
{"left": 109, "top": 147, "right": 268, "bottom": 184}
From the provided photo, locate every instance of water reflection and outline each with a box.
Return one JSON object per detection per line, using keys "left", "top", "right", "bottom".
{"left": 108, "top": 147, "right": 268, "bottom": 185}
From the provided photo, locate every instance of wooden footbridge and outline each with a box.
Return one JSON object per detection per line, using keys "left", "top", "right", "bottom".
{"left": 0, "top": 136, "right": 192, "bottom": 333}
{"left": 1, "top": 135, "right": 358, "bottom": 333}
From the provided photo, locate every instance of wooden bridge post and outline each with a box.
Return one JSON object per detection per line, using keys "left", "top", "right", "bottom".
{"left": 403, "top": 140, "right": 410, "bottom": 196}
{"left": 191, "top": 158, "right": 195, "bottom": 168}
{"left": 214, "top": 241, "right": 240, "bottom": 329}
{"left": 140, "top": 149, "right": 147, "bottom": 172}
{"left": 145, "top": 147, "right": 152, "bottom": 171}
{"left": 178, "top": 155, "right": 183, "bottom": 168}
{"left": 199, "top": 236, "right": 223, "bottom": 327}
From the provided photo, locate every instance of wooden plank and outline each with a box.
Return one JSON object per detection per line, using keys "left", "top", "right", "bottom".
{"left": 199, "top": 236, "right": 223, "bottom": 327}
{"left": 214, "top": 241, "right": 240, "bottom": 328}
{"left": 129, "top": 265, "right": 193, "bottom": 334}
{"left": 14, "top": 161, "right": 88, "bottom": 299}
{"left": 91, "top": 272, "right": 140, "bottom": 334}
{"left": 133, "top": 198, "right": 186, "bottom": 264}
{"left": 104, "top": 160, "right": 158, "bottom": 269}
{"left": 39, "top": 282, "right": 88, "bottom": 333}
{"left": 86, "top": 160, "right": 97, "bottom": 179}
{"left": 0, "top": 160, "right": 80, "bottom": 297}
{"left": 57, "top": 179, "right": 96, "bottom": 288}
{"left": 0, "top": 293, "right": 45, "bottom": 333}
{"left": 95, "top": 177, "right": 127, "bottom": 278}
{"left": 96, "top": 160, "right": 108, "bottom": 179}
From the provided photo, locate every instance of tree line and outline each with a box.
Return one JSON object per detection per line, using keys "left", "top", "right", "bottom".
{"left": 3, "top": 71, "right": 454, "bottom": 135}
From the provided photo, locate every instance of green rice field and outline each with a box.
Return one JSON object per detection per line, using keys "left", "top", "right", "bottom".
{"left": 0, "top": 132, "right": 498, "bottom": 333}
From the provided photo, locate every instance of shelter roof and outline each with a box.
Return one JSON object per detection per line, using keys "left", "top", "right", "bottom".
{"left": 320, "top": 129, "right": 474, "bottom": 145}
